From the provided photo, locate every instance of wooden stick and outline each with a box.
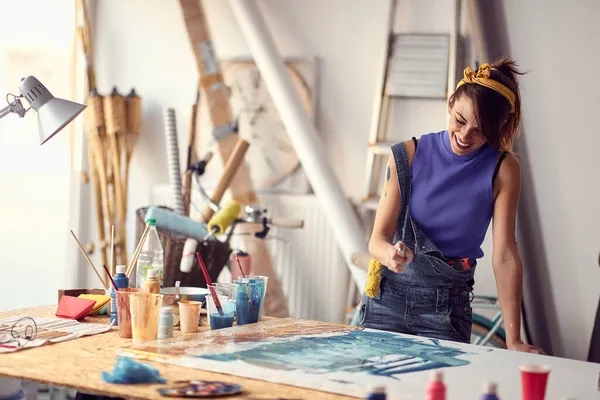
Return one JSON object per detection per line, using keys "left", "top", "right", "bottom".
{"left": 183, "top": 86, "right": 200, "bottom": 216}
{"left": 110, "top": 225, "right": 115, "bottom": 276}
{"left": 70, "top": 230, "right": 108, "bottom": 290}
{"left": 104, "top": 89, "right": 128, "bottom": 266}
{"left": 125, "top": 222, "right": 151, "bottom": 278}
{"left": 201, "top": 139, "right": 250, "bottom": 222}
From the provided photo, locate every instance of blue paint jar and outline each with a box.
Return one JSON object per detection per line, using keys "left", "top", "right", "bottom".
{"left": 110, "top": 265, "right": 129, "bottom": 326}
{"left": 158, "top": 307, "right": 174, "bottom": 339}
{"left": 234, "top": 280, "right": 262, "bottom": 325}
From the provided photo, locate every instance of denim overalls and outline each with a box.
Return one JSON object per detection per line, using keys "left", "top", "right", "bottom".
{"left": 359, "top": 142, "right": 475, "bottom": 343}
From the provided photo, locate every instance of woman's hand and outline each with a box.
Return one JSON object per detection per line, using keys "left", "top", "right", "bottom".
{"left": 508, "top": 339, "right": 546, "bottom": 355}
{"left": 386, "top": 241, "right": 413, "bottom": 273}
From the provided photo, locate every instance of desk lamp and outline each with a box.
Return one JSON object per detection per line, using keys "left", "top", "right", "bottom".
{"left": 0, "top": 76, "right": 86, "bottom": 144}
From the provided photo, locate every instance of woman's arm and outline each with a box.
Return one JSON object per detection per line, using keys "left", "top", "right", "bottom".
{"left": 491, "top": 153, "right": 544, "bottom": 354}
{"left": 368, "top": 143, "right": 414, "bottom": 272}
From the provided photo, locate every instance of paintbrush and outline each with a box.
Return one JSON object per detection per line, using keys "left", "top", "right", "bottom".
{"left": 397, "top": 203, "right": 410, "bottom": 258}
{"left": 195, "top": 252, "right": 224, "bottom": 316}
{"left": 102, "top": 264, "right": 119, "bottom": 292}
{"left": 70, "top": 230, "right": 108, "bottom": 290}
{"left": 234, "top": 253, "right": 247, "bottom": 279}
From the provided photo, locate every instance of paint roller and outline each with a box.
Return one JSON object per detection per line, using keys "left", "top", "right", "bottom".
{"left": 144, "top": 207, "right": 209, "bottom": 240}
{"left": 180, "top": 139, "right": 250, "bottom": 273}
{"left": 206, "top": 200, "right": 241, "bottom": 238}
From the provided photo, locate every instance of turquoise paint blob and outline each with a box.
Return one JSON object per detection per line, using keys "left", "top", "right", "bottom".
{"left": 199, "top": 330, "right": 472, "bottom": 378}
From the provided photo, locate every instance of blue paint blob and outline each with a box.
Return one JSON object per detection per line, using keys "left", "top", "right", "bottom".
{"left": 210, "top": 313, "right": 234, "bottom": 330}
{"left": 199, "top": 330, "right": 471, "bottom": 379}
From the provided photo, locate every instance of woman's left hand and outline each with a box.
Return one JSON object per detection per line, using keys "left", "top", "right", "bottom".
{"left": 508, "top": 340, "right": 546, "bottom": 355}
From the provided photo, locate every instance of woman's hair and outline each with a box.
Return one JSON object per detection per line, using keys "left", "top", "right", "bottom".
{"left": 449, "top": 57, "right": 525, "bottom": 152}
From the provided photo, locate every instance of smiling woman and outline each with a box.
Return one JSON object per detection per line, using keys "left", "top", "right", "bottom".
{"left": 361, "top": 57, "right": 545, "bottom": 355}
{"left": 0, "top": 0, "right": 77, "bottom": 311}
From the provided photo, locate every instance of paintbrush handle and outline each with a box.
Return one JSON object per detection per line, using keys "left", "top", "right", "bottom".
{"left": 195, "top": 252, "right": 224, "bottom": 315}
{"left": 70, "top": 231, "right": 108, "bottom": 290}
{"left": 102, "top": 265, "right": 118, "bottom": 292}
{"left": 126, "top": 222, "right": 151, "bottom": 278}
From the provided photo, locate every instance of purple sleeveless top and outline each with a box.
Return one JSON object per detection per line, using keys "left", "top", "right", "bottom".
{"left": 410, "top": 131, "right": 499, "bottom": 259}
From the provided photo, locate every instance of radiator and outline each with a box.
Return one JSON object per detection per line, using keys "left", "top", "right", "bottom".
{"left": 151, "top": 186, "right": 349, "bottom": 323}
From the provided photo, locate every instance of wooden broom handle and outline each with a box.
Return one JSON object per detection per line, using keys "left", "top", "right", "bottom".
{"left": 201, "top": 139, "right": 249, "bottom": 222}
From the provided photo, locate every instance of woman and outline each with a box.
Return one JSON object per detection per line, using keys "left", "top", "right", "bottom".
{"left": 360, "top": 57, "right": 543, "bottom": 354}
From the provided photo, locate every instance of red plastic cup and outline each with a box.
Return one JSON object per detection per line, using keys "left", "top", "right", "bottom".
{"left": 520, "top": 364, "right": 550, "bottom": 400}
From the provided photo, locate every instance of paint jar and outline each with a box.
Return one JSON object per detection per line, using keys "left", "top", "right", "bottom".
{"left": 129, "top": 292, "right": 163, "bottom": 345}
{"left": 233, "top": 280, "right": 262, "bottom": 325}
{"left": 116, "top": 288, "right": 148, "bottom": 338}
{"left": 206, "top": 283, "right": 235, "bottom": 330}
{"left": 178, "top": 301, "right": 202, "bottom": 333}
{"left": 157, "top": 307, "right": 174, "bottom": 339}
{"left": 110, "top": 265, "right": 130, "bottom": 326}
{"left": 236, "top": 275, "right": 268, "bottom": 320}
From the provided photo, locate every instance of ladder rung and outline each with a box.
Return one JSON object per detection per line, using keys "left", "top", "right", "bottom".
{"left": 368, "top": 141, "right": 395, "bottom": 155}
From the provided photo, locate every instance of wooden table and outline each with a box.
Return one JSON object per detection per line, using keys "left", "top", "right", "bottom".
{"left": 0, "top": 306, "right": 348, "bottom": 400}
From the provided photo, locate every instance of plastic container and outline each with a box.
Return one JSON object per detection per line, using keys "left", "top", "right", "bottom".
{"left": 143, "top": 269, "right": 161, "bottom": 294}
{"left": 157, "top": 307, "right": 174, "bottom": 339}
{"left": 136, "top": 219, "right": 164, "bottom": 289}
{"left": 110, "top": 265, "right": 129, "bottom": 326}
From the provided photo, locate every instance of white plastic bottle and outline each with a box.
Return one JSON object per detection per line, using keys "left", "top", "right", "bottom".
{"left": 136, "top": 218, "right": 164, "bottom": 288}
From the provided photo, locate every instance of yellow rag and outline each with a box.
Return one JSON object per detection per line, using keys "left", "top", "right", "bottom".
{"left": 365, "top": 258, "right": 382, "bottom": 298}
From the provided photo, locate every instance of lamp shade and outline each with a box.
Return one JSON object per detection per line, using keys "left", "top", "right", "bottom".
{"left": 18, "top": 76, "right": 86, "bottom": 145}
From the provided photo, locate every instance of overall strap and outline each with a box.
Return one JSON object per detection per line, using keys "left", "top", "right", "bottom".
{"left": 391, "top": 143, "right": 412, "bottom": 244}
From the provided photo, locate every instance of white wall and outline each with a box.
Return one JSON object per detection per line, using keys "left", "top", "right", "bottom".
{"left": 498, "top": 0, "right": 600, "bottom": 361}
{"left": 85, "top": 0, "right": 600, "bottom": 361}
{"left": 86, "top": 1, "right": 390, "bottom": 288}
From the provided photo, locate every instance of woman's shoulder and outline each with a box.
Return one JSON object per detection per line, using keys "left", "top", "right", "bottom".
{"left": 391, "top": 131, "right": 445, "bottom": 165}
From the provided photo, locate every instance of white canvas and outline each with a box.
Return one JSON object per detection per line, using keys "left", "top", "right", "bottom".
{"left": 123, "top": 319, "right": 600, "bottom": 399}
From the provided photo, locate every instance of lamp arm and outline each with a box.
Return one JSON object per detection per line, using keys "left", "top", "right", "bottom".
{"left": 0, "top": 97, "right": 27, "bottom": 120}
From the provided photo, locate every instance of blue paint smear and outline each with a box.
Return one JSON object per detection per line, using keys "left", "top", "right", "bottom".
{"left": 199, "top": 330, "right": 471, "bottom": 379}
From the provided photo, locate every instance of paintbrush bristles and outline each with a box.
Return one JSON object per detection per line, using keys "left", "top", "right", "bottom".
{"left": 70, "top": 230, "right": 108, "bottom": 290}
{"left": 125, "top": 222, "right": 151, "bottom": 278}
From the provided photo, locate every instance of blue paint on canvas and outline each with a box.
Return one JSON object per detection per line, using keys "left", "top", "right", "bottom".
{"left": 199, "top": 330, "right": 472, "bottom": 379}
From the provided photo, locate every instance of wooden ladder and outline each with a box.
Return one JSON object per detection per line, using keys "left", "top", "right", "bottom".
{"left": 359, "top": 0, "right": 460, "bottom": 229}
{"left": 347, "top": 0, "right": 462, "bottom": 323}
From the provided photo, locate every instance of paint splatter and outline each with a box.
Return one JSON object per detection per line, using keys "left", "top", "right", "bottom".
{"left": 198, "top": 330, "right": 470, "bottom": 379}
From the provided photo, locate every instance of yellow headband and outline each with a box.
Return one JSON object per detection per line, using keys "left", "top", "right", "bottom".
{"left": 455, "top": 64, "right": 516, "bottom": 113}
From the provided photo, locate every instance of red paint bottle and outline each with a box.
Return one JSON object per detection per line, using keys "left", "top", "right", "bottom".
{"left": 426, "top": 371, "right": 446, "bottom": 400}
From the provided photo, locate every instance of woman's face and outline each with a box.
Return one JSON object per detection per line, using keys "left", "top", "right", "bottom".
{"left": 447, "top": 96, "right": 487, "bottom": 156}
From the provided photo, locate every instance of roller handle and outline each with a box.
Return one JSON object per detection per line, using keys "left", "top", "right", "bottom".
{"left": 269, "top": 217, "right": 304, "bottom": 229}
{"left": 201, "top": 139, "right": 249, "bottom": 222}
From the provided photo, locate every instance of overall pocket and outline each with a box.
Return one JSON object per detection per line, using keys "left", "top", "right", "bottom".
{"left": 406, "top": 286, "right": 471, "bottom": 343}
